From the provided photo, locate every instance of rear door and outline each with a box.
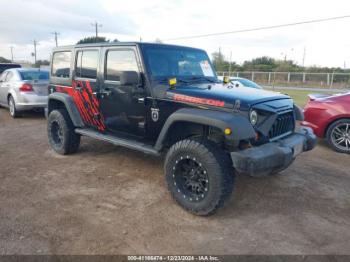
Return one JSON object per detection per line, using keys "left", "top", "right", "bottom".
{"left": 71, "top": 48, "right": 106, "bottom": 131}
{"left": 0, "top": 71, "right": 14, "bottom": 104}
{"left": 0, "top": 71, "right": 8, "bottom": 104}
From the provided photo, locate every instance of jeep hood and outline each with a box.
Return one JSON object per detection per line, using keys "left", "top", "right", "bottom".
{"left": 165, "top": 83, "right": 292, "bottom": 110}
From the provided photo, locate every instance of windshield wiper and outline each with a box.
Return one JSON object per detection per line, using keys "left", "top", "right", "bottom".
{"left": 188, "top": 76, "right": 217, "bottom": 83}
{"left": 153, "top": 77, "right": 190, "bottom": 85}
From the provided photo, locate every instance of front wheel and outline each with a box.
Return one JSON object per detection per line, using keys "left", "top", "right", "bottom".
{"left": 326, "top": 119, "right": 350, "bottom": 154}
{"left": 47, "top": 109, "right": 81, "bottom": 155}
{"left": 164, "top": 139, "right": 235, "bottom": 216}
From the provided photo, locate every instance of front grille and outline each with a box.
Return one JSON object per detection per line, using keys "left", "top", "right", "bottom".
{"left": 268, "top": 111, "right": 295, "bottom": 140}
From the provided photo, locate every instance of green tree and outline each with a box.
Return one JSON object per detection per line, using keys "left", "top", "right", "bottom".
{"left": 242, "top": 56, "right": 278, "bottom": 71}
{"left": 0, "top": 57, "right": 11, "bottom": 63}
{"left": 211, "top": 52, "right": 241, "bottom": 73}
{"left": 77, "top": 36, "right": 109, "bottom": 44}
{"left": 34, "top": 60, "right": 50, "bottom": 68}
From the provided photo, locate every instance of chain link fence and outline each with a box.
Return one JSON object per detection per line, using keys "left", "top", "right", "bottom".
{"left": 217, "top": 71, "right": 350, "bottom": 89}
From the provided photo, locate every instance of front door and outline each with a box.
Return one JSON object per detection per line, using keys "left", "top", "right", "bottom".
{"left": 99, "top": 47, "right": 146, "bottom": 135}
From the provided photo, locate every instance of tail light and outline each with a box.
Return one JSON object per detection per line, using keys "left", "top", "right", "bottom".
{"left": 20, "top": 83, "right": 33, "bottom": 92}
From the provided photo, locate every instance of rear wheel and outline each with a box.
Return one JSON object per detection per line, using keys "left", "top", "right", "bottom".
{"left": 8, "top": 96, "right": 19, "bottom": 118}
{"left": 165, "top": 139, "right": 234, "bottom": 216}
{"left": 47, "top": 109, "right": 81, "bottom": 155}
{"left": 326, "top": 119, "right": 350, "bottom": 154}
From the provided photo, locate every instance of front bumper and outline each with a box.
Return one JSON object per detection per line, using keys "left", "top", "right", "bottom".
{"left": 230, "top": 127, "right": 317, "bottom": 176}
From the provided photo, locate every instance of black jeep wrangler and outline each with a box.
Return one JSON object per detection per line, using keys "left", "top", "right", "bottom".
{"left": 47, "top": 42, "right": 316, "bottom": 215}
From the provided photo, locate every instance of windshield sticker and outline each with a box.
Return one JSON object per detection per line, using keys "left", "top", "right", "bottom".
{"left": 200, "top": 60, "right": 214, "bottom": 77}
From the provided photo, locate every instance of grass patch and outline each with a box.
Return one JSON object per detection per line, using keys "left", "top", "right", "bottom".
{"left": 265, "top": 88, "right": 338, "bottom": 108}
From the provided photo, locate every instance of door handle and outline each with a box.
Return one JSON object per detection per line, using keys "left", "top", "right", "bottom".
{"left": 101, "top": 88, "right": 112, "bottom": 96}
{"left": 75, "top": 84, "right": 82, "bottom": 92}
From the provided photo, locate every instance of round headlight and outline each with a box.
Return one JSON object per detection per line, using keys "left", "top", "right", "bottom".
{"left": 250, "top": 110, "right": 258, "bottom": 125}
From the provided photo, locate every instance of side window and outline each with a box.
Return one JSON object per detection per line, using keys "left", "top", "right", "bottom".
{"left": 75, "top": 50, "right": 99, "bottom": 79}
{"left": 105, "top": 50, "right": 139, "bottom": 82}
{"left": 52, "top": 51, "right": 71, "bottom": 78}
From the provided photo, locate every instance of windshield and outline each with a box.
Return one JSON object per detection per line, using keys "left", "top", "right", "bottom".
{"left": 20, "top": 70, "right": 49, "bottom": 81}
{"left": 142, "top": 45, "right": 217, "bottom": 82}
{"left": 235, "top": 78, "right": 261, "bottom": 89}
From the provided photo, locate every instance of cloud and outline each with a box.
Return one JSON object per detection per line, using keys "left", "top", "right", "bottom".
{"left": 1, "top": 0, "right": 350, "bottom": 67}
{"left": 0, "top": 0, "right": 136, "bottom": 44}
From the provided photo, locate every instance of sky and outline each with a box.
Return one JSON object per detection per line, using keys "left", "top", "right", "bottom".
{"left": 1, "top": 0, "right": 350, "bottom": 68}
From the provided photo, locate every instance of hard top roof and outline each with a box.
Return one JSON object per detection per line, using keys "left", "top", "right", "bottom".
{"left": 52, "top": 42, "right": 205, "bottom": 52}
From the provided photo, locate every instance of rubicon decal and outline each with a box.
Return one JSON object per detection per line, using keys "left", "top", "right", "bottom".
{"left": 173, "top": 94, "right": 225, "bottom": 107}
{"left": 55, "top": 81, "right": 106, "bottom": 131}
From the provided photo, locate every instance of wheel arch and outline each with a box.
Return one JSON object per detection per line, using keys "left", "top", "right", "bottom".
{"left": 324, "top": 116, "right": 350, "bottom": 137}
{"left": 48, "top": 93, "right": 84, "bottom": 128}
{"left": 154, "top": 108, "right": 256, "bottom": 151}
{"left": 7, "top": 90, "right": 18, "bottom": 104}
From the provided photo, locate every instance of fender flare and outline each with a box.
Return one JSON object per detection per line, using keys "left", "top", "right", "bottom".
{"left": 154, "top": 108, "right": 256, "bottom": 151}
{"left": 293, "top": 104, "right": 304, "bottom": 121}
{"left": 48, "top": 93, "right": 84, "bottom": 127}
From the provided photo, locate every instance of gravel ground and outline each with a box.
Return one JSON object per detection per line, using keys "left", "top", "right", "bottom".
{"left": 0, "top": 108, "right": 349, "bottom": 255}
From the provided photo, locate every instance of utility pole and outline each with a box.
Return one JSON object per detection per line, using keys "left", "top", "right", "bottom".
{"left": 33, "top": 40, "right": 37, "bottom": 65}
{"left": 302, "top": 46, "right": 306, "bottom": 67}
{"left": 10, "top": 46, "right": 14, "bottom": 62}
{"left": 91, "top": 21, "right": 102, "bottom": 39}
{"left": 228, "top": 51, "right": 232, "bottom": 77}
{"left": 52, "top": 31, "right": 60, "bottom": 47}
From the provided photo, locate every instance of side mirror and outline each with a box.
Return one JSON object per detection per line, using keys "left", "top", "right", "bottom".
{"left": 223, "top": 76, "right": 230, "bottom": 84}
{"left": 119, "top": 71, "right": 139, "bottom": 86}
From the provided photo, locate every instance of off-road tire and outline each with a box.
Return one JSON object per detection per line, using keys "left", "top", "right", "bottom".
{"left": 8, "top": 96, "right": 20, "bottom": 118}
{"left": 165, "top": 139, "right": 235, "bottom": 216}
{"left": 326, "top": 119, "right": 350, "bottom": 154}
{"left": 47, "top": 109, "right": 81, "bottom": 155}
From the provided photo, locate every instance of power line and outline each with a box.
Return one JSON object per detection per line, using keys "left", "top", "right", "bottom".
{"left": 164, "top": 15, "right": 350, "bottom": 41}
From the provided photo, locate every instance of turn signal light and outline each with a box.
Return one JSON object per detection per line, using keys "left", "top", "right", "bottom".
{"left": 169, "top": 78, "right": 177, "bottom": 86}
{"left": 224, "top": 128, "right": 232, "bottom": 135}
{"left": 19, "top": 83, "right": 33, "bottom": 92}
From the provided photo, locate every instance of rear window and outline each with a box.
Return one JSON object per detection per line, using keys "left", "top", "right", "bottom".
{"left": 20, "top": 71, "right": 49, "bottom": 80}
{"left": 75, "top": 50, "right": 99, "bottom": 79}
{"left": 52, "top": 51, "right": 71, "bottom": 78}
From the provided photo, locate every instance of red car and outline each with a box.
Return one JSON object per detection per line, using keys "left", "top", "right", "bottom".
{"left": 301, "top": 92, "right": 350, "bottom": 153}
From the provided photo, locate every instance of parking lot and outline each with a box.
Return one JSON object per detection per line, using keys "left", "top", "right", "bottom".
{"left": 0, "top": 107, "right": 349, "bottom": 255}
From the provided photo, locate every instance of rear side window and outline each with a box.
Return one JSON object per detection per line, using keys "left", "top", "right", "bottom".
{"left": 105, "top": 50, "right": 139, "bottom": 81}
{"left": 0, "top": 72, "right": 8, "bottom": 81}
{"left": 5, "top": 72, "right": 15, "bottom": 82}
{"left": 52, "top": 51, "right": 71, "bottom": 78}
{"left": 76, "top": 50, "right": 99, "bottom": 79}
